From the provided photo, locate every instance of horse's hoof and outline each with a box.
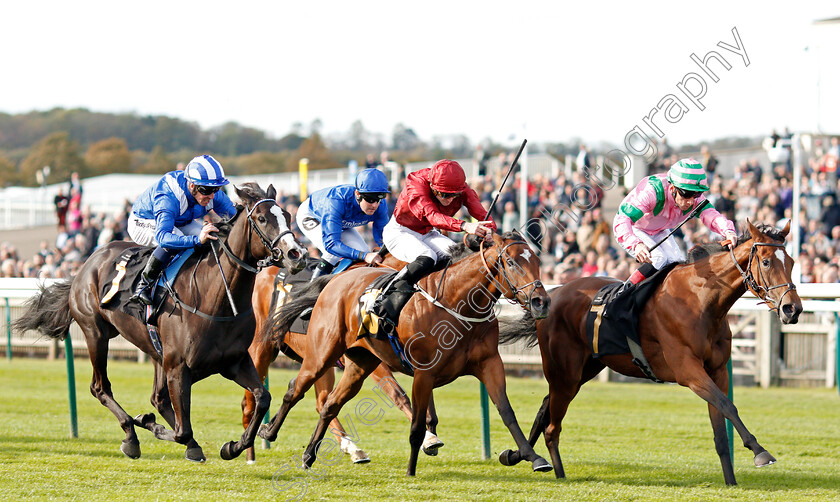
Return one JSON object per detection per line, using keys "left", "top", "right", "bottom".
{"left": 422, "top": 433, "right": 444, "bottom": 456}
{"left": 350, "top": 450, "right": 371, "bottom": 464}
{"left": 498, "top": 449, "right": 522, "bottom": 466}
{"left": 754, "top": 451, "right": 777, "bottom": 467}
{"left": 133, "top": 413, "right": 156, "bottom": 429}
{"left": 185, "top": 446, "right": 206, "bottom": 463}
{"left": 120, "top": 440, "right": 141, "bottom": 459}
{"left": 257, "top": 424, "right": 276, "bottom": 442}
{"left": 220, "top": 441, "right": 239, "bottom": 461}
{"left": 532, "top": 457, "right": 553, "bottom": 472}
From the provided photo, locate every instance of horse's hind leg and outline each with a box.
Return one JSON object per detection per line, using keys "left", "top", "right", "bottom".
{"left": 219, "top": 357, "right": 271, "bottom": 461}
{"left": 81, "top": 320, "right": 141, "bottom": 459}
{"left": 477, "top": 354, "right": 551, "bottom": 473}
{"left": 422, "top": 394, "right": 444, "bottom": 456}
{"left": 313, "top": 368, "right": 370, "bottom": 464}
{"left": 300, "top": 348, "right": 382, "bottom": 470}
{"left": 242, "top": 341, "right": 278, "bottom": 463}
{"left": 134, "top": 363, "right": 202, "bottom": 455}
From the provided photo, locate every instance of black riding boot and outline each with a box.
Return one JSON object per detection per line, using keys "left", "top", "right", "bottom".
{"left": 310, "top": 259, "right": 335, "bottom": 282}
{"left": 374, "top": 256, "right": 436, "bottom": 331}
{"left": 614, "top": 262, "right": 657, "bottom": 298}
{"left": 129, "top": 253, "right": 167, "bottom": 306}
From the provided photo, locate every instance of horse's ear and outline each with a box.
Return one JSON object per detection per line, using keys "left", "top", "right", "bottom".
{"left": 233, "top": 184, "right": 245, "bottom": 202}
{"left": 780, "top": 219, "right": 791, "bottom": 238}
{"left": 747, "top": 218, "right": 759, "bottom": 240}
{"left": 266, "top": 184, "right": 277, "bottom": 201}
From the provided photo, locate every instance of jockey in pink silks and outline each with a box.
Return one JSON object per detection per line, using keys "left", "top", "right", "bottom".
{"left": 612, "top": 158, "right": 738, "bottom": 287}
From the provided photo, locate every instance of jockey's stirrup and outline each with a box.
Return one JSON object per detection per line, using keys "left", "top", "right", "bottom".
{"left": 130, "top": 254, "right": 166, "bottom": 306}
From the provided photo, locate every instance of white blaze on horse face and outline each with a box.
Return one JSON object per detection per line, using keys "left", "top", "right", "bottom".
{"left": 269, "top": 205, "right": 298, "bottom": 249}
{"left": 775, "top": 249, "right": 786, "bottom": 274}
{"left": 521, "top": 248, "right": 532, "bottom": 263}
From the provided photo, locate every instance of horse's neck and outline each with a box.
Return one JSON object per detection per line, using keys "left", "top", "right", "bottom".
{"left": 205, "top": 222, "right": 257, "bottom": 305}
{"left": 423, "top": 251, "right": 501, "bottom": 315}
{"left": 695, "top": 243, "right": 751, "bottom": 311}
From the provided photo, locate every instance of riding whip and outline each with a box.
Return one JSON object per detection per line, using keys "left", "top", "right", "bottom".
{"left": 484, "top": 138, "right": 527, "bottom": 221}
{"left": 648, "top": 200, "right": 705, "bottom": 253}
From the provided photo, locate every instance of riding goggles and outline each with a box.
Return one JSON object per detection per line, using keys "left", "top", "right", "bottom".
{"left": 195, "top": 185, "right": 220, "bottom": 196}
{"left": 433, "top": 190, "right": 462, "bottom": 199}
{"left": 360, "top": 193, "right": 387, "bottom": 203}
{"left": 675, "top": 187, "right": 702, "bottom": 199}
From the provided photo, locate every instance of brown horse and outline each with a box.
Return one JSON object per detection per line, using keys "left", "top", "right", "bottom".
{"left": 497, "top": 221, "right": 802, "bottom": 485}
{"left": 13, "top": 183, "right": 308, "bottom": 462}
{"left": 241, "top": 258, "right": 443, "bottom": 464}
{"left": 257, "top": 231, "right": 553, "bottom": 476}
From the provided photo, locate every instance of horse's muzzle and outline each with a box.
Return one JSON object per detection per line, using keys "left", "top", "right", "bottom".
{"left": 529, "top": 295, "right": 550, "bottom": 320}
{"left": 282, "top": 248, "right": 307, "bottom": 274}
{"left": 780, "top": 302, "right": 802, "bottom": 325}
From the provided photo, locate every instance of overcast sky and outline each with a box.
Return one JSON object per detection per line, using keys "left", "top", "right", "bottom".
{"left": 2, "top": 1, "right": 839, "bottom": 149}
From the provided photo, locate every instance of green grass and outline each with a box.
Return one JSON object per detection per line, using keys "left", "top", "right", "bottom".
{"left": 1, "top": 358, "right": 839, "bottom": 501}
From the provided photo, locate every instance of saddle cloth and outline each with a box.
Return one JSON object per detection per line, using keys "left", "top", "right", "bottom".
{"left": 585, "top": 263, "right": 678, "bottom": 379}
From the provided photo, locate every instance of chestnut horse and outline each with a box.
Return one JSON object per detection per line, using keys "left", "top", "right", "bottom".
{"left": 13, "top": 183, "right": 308, "bottom": 462}
{"left": 241, "top": 258, "right": 443, "bottom": 464}
{"left": 497, "top": 221, "right": 802, "bottom": 485}
{"left": 257, "top": 231, "right": 553, "bottom": 476}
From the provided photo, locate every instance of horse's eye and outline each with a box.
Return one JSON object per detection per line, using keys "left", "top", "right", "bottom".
{"left": 258, "top": 216, "right": 266, "bottom": 223}
{"left": 762, "top": 259, "right": 770, "bottom": 267}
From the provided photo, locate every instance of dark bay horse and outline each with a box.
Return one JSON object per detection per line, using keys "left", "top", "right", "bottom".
{"left": 258, "top": 231, "right": 553, "bottom": 476}
{"left": 497, "top": 221, "right": 802, "bottom": 485}
{"left": 241, "top": 257, "right": 443, "bottom": 464}
{"left": 13, "top": 183, "right": 308, "bottom": 462}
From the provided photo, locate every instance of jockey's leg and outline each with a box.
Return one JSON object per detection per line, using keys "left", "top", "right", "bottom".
{"left": 375, "top": 255, "right": 436, "bottom": 329}
{"left": 130, "top": 247, "right": 174, "bottom": 305}
{"left": 310, "top": 258, "right": 335, "bottom": 281}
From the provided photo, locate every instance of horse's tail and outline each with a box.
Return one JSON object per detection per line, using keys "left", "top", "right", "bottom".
{"left": 262, "top": 275, "right": 335, "bottom": 343}
{"left": 11, "top": 279, "right": 74, "bottom": 340}
{"left": 497, "top": 311, "right": 539, "bottom": 348}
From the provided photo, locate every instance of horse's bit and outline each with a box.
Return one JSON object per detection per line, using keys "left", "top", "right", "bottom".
{"left": 480, "top": 240, "right": 544, "bottom": 312}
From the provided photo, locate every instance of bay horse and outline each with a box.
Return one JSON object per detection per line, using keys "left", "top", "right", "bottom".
{"left": 13, "top": 183, "right": 308, "bottom": 462}
{"left": 241, "top": 258, "right": 443, "bottom": 464}
{"left": 258, "top": 231, "right": 553, "bottom": 476}
{"left": 497, "top": 220, "right": 802, "bottom": 485}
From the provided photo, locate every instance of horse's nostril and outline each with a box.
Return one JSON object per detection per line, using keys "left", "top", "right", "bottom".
{"left": 287, "top": 249, "right": 300, "bottom": 261}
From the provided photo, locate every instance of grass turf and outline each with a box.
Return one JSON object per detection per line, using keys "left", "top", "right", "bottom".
{"left": 1, "top": 358, "right": 839, "bottom": 501}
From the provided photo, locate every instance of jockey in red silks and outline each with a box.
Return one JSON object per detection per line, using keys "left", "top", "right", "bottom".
{"left": 613, "top": 158, "right": 738, "bottom": 290}
{"left": 374, "top": 159, "right": 496, "bottom": 331}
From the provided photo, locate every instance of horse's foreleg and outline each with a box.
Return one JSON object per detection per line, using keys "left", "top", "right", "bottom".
{"left": 258, "top": 354, "right": 337, "bottom": 442}
{"left": 681, "top": 361, "right": 774, "bottom": 473}
{"left": 242, "top": 341, "right": 277, "bottom": 463}
{"left": 300, "top": 350, "right": 381, "bottom": 470}
{"left": 422, "top": 394, "right": 444, "bottom": 456}
{"left": 477, "top": 354, "right": 551, "bottom": 473}
{"left": 220, "top": 357, "right": 271, "bottom": 461}
{"left": 84, "top": 330, "right": 141, "bottom": 459}
{"left": 407, "top": 372, "right": 433, "bottom": 476}
{"left": 708, "top": 402, "right": 737, "bottom": 485}
{"left": 165, "top": 363, "right": 204, "bottom": 462}
{"left": 135, "top": 363, "right": 202, "bottom": 454}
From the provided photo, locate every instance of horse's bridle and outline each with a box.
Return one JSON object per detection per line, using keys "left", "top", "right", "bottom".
{"left": 221, "top": 198, "right": 291, "bottom": 272}
{"left": 479, "top": 240, "right": 544, "bottom": 311}
{"left": 729, "top": 241, "right": 797, "bottom": 314}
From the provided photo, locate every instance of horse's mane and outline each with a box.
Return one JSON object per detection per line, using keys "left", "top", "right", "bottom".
{"left": 447, "top": 231, "right": 528, "bottom": 263}
{"left": 686, "top": 223, "right": 785, "bottom": 263}
{"left": 194, "top": 182, "right": 269, "bottom": 258}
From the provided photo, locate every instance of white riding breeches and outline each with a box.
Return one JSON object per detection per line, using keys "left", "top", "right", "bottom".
{"left": 127, "top": 212, "right": 204, "bottom": 247}
{"left": 382, "top": 218, "right": 457, "bottom": 263}
{"left": 623, "top": 227, "right": 685, "bottom": 270}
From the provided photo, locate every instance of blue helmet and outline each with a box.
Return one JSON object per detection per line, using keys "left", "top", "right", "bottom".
{"left": 354, "top": 168, "right": 389, "bottom": 194}
{"left": 185, "top": 155, "right": 229, "bottom": 187}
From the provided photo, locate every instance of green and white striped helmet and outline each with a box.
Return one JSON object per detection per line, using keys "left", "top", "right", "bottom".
{"left": 667, "top": 158, "right": 709, "bottom": 192}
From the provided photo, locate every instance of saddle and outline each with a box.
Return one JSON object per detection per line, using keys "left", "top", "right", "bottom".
{"left": 585, "top": 263, "right": 678, "bottom": 382}
{"left": 356, "top": 273, "right": 414, "bottom": 375}
{"left": 99, "top": 247, "right": 194, "bottom": 356}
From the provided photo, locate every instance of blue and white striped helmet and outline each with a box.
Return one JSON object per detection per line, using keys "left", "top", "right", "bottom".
{"left": 184, "top": 155, "right": 229, "bottom": 187}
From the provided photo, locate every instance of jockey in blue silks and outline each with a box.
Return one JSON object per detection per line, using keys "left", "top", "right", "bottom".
{"left": 127, "top": 154, "right": 238, "bottom": 305}
{"left": 296, "top": 168, "right": 391, "bottom": 280}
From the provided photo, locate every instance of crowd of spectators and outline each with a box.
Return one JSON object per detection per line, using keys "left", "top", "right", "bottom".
{"left": 3, "top": 136, "right": 840, "bottom": 284}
